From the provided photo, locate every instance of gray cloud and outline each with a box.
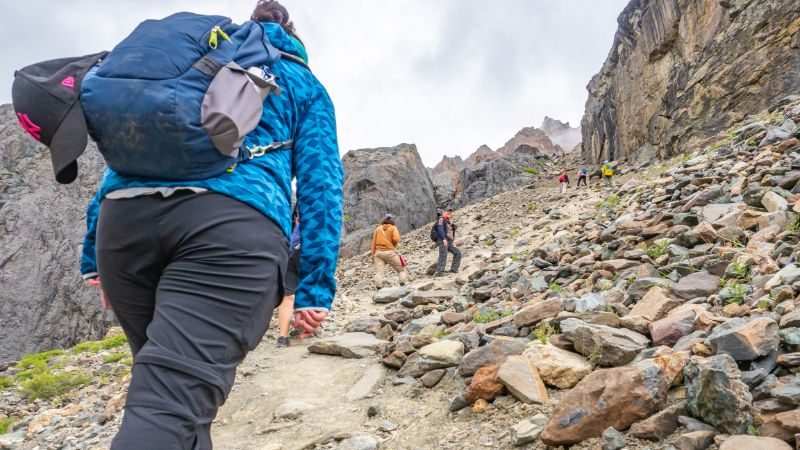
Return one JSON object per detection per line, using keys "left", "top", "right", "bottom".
{"left": 1, "top": 0, "right": 627, "bottom": 166}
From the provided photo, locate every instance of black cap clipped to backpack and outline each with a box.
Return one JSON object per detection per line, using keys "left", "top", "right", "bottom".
{"left": 11, "top": 52, "right": 107, "bottom": 184}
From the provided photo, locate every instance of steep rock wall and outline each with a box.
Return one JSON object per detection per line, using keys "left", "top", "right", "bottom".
{"left": 582, "top": 0, "right": 800, "bottom": 163}
{"left": 0, "top": 104, "right": 108, "bottom": 363}
{"left": 340, "top": 144, "right": 436, "bottom": 257}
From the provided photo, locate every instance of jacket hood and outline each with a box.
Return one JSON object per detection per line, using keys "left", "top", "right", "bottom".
{"left": 260, "top": 23, "right": 307, "bottom": 63}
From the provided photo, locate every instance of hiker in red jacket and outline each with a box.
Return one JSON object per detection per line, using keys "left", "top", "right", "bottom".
{"left": 559, "top": 170, "right": 570, "bottom": 194}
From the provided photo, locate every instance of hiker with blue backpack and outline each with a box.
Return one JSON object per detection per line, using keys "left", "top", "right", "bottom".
{"left": 13, "top": 1, "right": 342, "bottom": 448}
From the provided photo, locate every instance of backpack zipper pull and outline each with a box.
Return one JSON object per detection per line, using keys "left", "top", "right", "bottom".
{"left": 209, "top": 26, "right": 232, "bottom": 49}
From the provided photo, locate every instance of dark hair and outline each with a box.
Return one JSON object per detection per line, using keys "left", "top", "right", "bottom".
{"left": 251, "top": 0, "right": 296, "bottom": 36}
{"left": 382, "top": 218, "right": 395, "bottom": 226}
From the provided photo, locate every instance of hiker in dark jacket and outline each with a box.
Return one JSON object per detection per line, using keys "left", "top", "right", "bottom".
{"left": 81, "top": 2, "right": 343, "bottom": 448}
{"left": 277, "top": 209, "right": 302, "bottom": 348}
{"left": 435, "top": 208, "right": 461, "bottom": 276}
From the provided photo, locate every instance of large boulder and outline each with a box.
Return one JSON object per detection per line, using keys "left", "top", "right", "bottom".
{"left": 339, "top": 144, "right": 436, "bottom": 257}
{"left": 559, "top": 318, "right": 650, "bottom": 366}
{"left": 581, "top": 0, "right": 800, "bottom": 163}
{"left": 684, "top": 354, "right": 753, "bottom": 434}
{"left": 705, "top": 317, "right": 780, "bottom": 361}
{"left": 523, "top": 343, "right": 593, "bottom": 389}
{"left": 540, "top": 358, "right": 672, "bottom": 446}
{"left": 0, "top": 104, "right": 109, "bottom": 363}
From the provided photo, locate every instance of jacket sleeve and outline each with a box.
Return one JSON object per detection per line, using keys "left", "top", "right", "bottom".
{"left": 80, "top": 191, "right": 102, "bottom": 279}
{"left": 292, "top": 84, "right": 343, "bottom": 312}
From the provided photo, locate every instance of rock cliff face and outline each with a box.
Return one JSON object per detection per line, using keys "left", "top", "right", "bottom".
{"left": 0, "top": 104, "right": 108, "bottom": 363}
{"left": 340, "top": 144, "right": 437, "bottom": 257}
{"left": 582, "top": 0, "right": 800, "bottom": 164}
{"left": 451, "top": 146, "right": 547, "bottom": 209}
{"left": 429, "top": 118, "right": 572, "bottom": 209}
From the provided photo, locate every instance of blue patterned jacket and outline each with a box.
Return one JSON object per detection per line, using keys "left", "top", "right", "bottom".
{"left": 80, "top": 23, "right": 343, "bottom": 312}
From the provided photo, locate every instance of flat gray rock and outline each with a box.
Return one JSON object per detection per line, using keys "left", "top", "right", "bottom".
{"left": 308, "top": 333, "right": 386, "bottom": 358}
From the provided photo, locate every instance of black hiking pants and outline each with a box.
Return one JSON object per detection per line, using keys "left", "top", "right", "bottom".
{"left": 436, "top": 239, "right": 462, "bottom": 273}
{"left": 97, "top": 192, "right": 287, "bottom": 450}
{"left": 577, "top": 175, "right": 587, "bottom": 187}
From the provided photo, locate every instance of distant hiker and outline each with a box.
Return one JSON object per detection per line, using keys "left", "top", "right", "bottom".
{"left": 76, "top": 2, "right": 343, "bottom": 448}
{"left": 434, "top": 208, "right": 461, "bottom": 276}
{"left": 277, "top": 209, "right": 302, "bottom": 348}
{"left": 371, "top": 214, "right": 408, "bottom": 289}
{"left": 577, "top": 167, "right": 588, "bottom": 187}
{"left": 559, "top": 171, "right": 570, "bottom": 194}
{"left": 602, "top": 160, "right": 614, "bottom": 187}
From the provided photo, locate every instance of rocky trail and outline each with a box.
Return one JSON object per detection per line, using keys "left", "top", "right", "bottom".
{"left": 4, "top": 97, "right": 800, "bottom": 450}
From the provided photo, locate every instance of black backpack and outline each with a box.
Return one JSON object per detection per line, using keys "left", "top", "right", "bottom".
{"left": 430, "top": 222, "right": 439, "bottom": 242}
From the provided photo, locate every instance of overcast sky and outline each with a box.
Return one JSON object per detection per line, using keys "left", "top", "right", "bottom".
{"left": 2, "top": 0, "right": 627, "bottom": 166}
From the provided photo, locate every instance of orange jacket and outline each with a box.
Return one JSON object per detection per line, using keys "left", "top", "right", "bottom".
{"left": 371, "top": 224, "right": 400, "bottom": 255}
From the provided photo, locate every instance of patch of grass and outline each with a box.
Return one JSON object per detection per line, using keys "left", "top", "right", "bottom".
{"left": 720, "top": 278, "right": 728, "bottom": 288}
{"left": 548, "top": 282, "right": 563, "bottom": 294}
{"left": 473, "top": 310, "right": 500, "bottom": 324}
{"left": 17, "top": 350, "right": 65, "bottom": 371}
{"left": 21, "top": 371, "right": 91, "bottom": 401}
{"left": 0, "top": 377, "right": 12, "bottom": 391}
{"left": 342, "top": 214, "right": 353, "bottom": 223}
{"left": 625, "top": 276, "right": 635, "bottom": 287}
{"left": 645, "top": 240, "right": 670, "bottom": 259}
{"left": 508, "top": 229, "right": 520, "bottom": 238}
{"left": 724, "top": 282, "right": 747, "bottom": 305}
{"left": 748, "top": 424, "right": 761, "bottom": 436}
{"left": 595, "top": 194, "right": 621, "bottom": 211}
{"left": 71, "top": 334, "right": 128, "bottom": 355}
{"left": 0, "top": 417, "right": 15, "bottom": 435}
{"left": 787, "top": 214, "right": 800, "bottom": 233}
{"left": 432, "top": 328, "right": 447, "bottom": 340}
{"left": 526, "top": 203, "right": 538, "bottom": 214}
{"left": 535, "top": 160, "right": 545, "bottom": 168}
{"left": 523, "top": 167, "right": 539, "bottom": 175}
{"left": 728, "top": 261, "right": 751, "bottom": 281}
{"left": 587, "top": 342, "right": 603, "bottom": 368}
{"left": 512, "top": 250, "right": 531, "bottom": 262}
{"left": 532, "top": 322, "right": 557, "bottom": 344}
{"left": 102, "top": 353, "right": 127, "bottom": 364}
{"left": 120, "top": 357, "right": 133, "bottom": 366}
{"left": 757, "top": 299, "right": 771, "bottom": 311}
{"left": 500, "top": 309, "right": 514, "bottom": 318}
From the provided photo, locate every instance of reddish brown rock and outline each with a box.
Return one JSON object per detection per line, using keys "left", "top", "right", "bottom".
{"left": 629, "top": 401, "right": 687, "bottom": 440}
{"left": 761, "top": 410, "right": 800, "bottom": 445}
{"left": 464, "top": 364, "right": 505, "bottom": 403}
{"left": 540, "top": 359, "right": 670, "bottom": 446}
{"left": 719, "top": 435, "right": 793, "bottom": 450}
{"left": 676, "top": 430, "right": 716, "bottom": 450}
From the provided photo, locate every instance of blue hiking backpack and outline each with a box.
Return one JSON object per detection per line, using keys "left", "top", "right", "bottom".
{"left": 81, "top": 12, "right": 297, "bottom": 180}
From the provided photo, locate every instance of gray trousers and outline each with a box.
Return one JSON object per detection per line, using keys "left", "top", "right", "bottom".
{"left": 437, "top": 240, "right": 462, "bottom": 273}
{"left": 97, "top": 192, "right": 287, "bottom": 450}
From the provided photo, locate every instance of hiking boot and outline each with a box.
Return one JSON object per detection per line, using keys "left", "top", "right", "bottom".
{"left": 276, "top": 336, "right": 290, "bottom": 348}
{"left": 434, "top": 272, "right": 447, "bottom": 278}
{"left": 449, "top": 270, "right": 458, "bottom": 274}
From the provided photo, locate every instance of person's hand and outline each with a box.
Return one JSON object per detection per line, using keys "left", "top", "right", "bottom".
{"left": 294, "top": 310, "right": 327, "bottom": 339}
{"left": 86, "top": 277, "right": 110, "bottom": 310}
{"left": 443, "top": 240, "right": 449, "bottom": 248}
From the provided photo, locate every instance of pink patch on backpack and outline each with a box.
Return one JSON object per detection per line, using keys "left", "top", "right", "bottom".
{"left": 61, "top": 76, "right": 75, "bottom": 88}
{"left": 17, "top": 113, "right": 42, "bottom": 140}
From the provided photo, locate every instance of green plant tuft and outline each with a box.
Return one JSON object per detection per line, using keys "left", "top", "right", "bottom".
{"left": 724, "top": 282, "right": 747, "bottom": 305}
{"left": 523, "top": 167, "right": 538, "bottom": 175}
{"left": 21, "top": 371, "right": 91, "bottom": 401}
{"left": 595, "top": 194, "right": 621, "bottom": 211}
{"left": 0, "top": 377, "right": 12, "bottom": 391}
{"left": 645, "top": 240, "right": 670, "bottom": 259}
{"left": 548, "top": 282, "right": 563, "bottom": 294}
{"left": 532, "top": 321, "right": 557, "bottom": 344}
{"left": 473, "top": 310, "right": 500, "bottom": 324}
{"left": 71, "top": 334, "right": 128, "bottom": 355}
{"left": 728, "top": 261, "right": 751, "bottom": 281}
{"left": 512, "top": 250, "right": 531, "bottom": 262}
{"left": 102, "top": 353, "right": 127, "bottom": 364}
{"left": 0, "top": 417, "right": 16, "bottom": 435}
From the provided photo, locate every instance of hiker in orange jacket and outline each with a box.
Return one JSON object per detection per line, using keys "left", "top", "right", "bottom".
{"left": 371, "top": 214, "right": 408, "bottom": 289}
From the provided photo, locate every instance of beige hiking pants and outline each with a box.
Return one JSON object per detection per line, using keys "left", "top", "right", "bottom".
{"left": 374, "top": 250, "right": 408, "bottom": 288}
